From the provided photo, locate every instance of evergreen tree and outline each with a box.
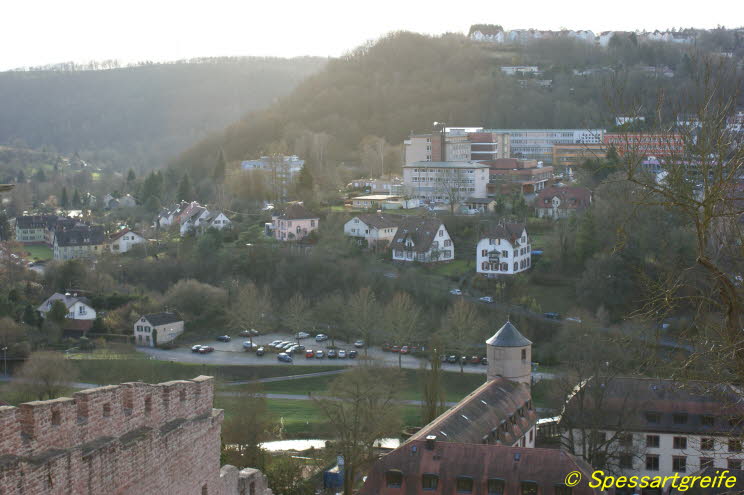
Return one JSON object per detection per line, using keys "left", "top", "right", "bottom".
{"left": 297, "top": 165, "right": 314, "bottom": 193}
{"left": 127, "top": 169, "right": 136, "bottom": 184}
{"left": 213, "top": 149, "right": 227, "bottom": 183}
{"left": 575, "top": 211, "right": 599, "bottom": 265}
{"left": 177, "top": 173, "right": 195, "bottom": 201}
{"left": 0, "top": 212, "right": 10, "bottom": 241}
{"left": 33, "top": 168, "right": 47, "bottom": 182}
{"left": 72, "top": 189, "right": 81, "bottom": 208}
{"left": 144, "top": 195, "right": 161, "bottom": 213}
{"left": 60, "top": 187, "right": 69, "bottom": 208}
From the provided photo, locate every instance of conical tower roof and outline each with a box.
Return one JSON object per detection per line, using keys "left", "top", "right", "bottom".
{"left": 486, "top": 321, "right": 532, "bottom": 347}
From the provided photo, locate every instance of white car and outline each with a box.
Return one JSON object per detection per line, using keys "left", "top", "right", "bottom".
{"left": 565, "top": 317, "right": 583, "bottom": 324}
{"left": 354, "top": 340, "right": 365, "bottom": 348}
{"left": 315, "top": 334, "right": 329, "bottom": 342}
{"left": 479, "top": 296, "right": 494, "bottom": 303}
{"left": 296, "top": 331, "right": 310, "bottom": 339}
{"left": 450, "top": 289, "right": 463, "bottom": 296}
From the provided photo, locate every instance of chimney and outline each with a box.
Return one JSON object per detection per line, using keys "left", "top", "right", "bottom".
{"left": 425, "top": 435, "right": 437, "bottom": 450}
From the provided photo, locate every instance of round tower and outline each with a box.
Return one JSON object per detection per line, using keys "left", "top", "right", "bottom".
{"left": 485, "top": 320, "right": 532, "bottom": 385}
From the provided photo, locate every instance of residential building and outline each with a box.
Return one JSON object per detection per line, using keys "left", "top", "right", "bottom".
{"left": 562, "top": 377, "right": 744, "bottom": 479}
{"left": 552, "top": 143, "right": 608, "bottom": 175}
{"left": 391, "top": 216, "right": 453, "bottom": 262}
{"left": 241, "top": 155, "right": 305, "bottom": 197}
{"left": 360, "top": 322, "right": 603, "bottom": 494}
{"left": 52, "top": 224, "right": 106, "bottom": 260}
{"left": 178, "top": 205, "right": 231, "bottom": 236}
{"left": 347, "top": 176, "right": 403, "bottom": 194}
{"left": 350, "top": 194, "right": 402, "bottom": 209}
{"left": 343, "top": 213, "right": 401, "bottom": 248}
{"left": 488, "top": 129, "right": 606, "bottom": 164}
{"left": 535, "top": 186, "right": 592, "bottom": 219}
{"left": 14, "top": 215, "right": 56, "bottom": 243}
{"left": 271, "top": 203, "right": 319, "bottom": 242}
{"left": 103, "top": 193, "right": 137, "bottom": 209}
{"left": 461, "top": 197, "right": 497, "bottom": 214}
{"left": 604, "top": 132, "right": 685, "bottom": 158}
{"left": 500, "top": 66, "right": 542, "bottom": 76}
{"left": 134, "top": 312, "right": 184, "bottom": 347}
{"left": 403, "top": 161, "right": 490, "bottom": 203}
{"left": 476, "top": 223, "right": 532, "bottom": 276}
{"left": 487, "top": 158, "right": 554, "bottom": 196}
{"left": 108, "top": 228, "right": 146, "bottom": 253}
{"left": 202, "top": 210, "right": 232, "bottom": 231}
{"left": 37, "top": 291, "right": 97, "bottom": 336}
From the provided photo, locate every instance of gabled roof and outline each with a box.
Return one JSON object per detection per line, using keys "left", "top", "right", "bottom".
{"left": 391, "top": 216, "right": 445, "bottom": 253}
{"left": 274, "top": 203, "right": 318, "bottom": 220}
{"left": 536, "top": 186, "right": 592, "bottom": 209}
{"left": 354, "top": 213, "right": 402, "bottom": 230}
{"left": 486, "top": 321, "right": 532, "bottom": 348}
{"left": 359, "top": 441, "right": 600, "bottom": 495}
{"left": 54, "top": 226, "right": 105, "bottom": 247}
{"left": 140, "top": 312, "right": 182, "bottom": 326}
{"left": 38, "top": 292, "right": 93, "bottom": 312}
{"left": 15, "top": 215, "right": 58, "bottom": 230}
{"left": 109, "top": 228, "right": 142, "bottom": 241}
{"left": 480, "top": 222, "right": 526, "bottom": 244}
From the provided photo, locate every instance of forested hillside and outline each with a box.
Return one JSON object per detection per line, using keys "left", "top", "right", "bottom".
{"left": 171, "top": 31, "right": 736, "bottom": 184}
{"left": 0, "top": 57, "right": 326, "bottom": 171}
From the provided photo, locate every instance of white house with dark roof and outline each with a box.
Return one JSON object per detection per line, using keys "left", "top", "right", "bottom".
{"left": 476, "top": 223, "right": 531, "bottom": 276}
{"left": 108, "top": 228, "right": 146, "bottom": 253}
{"left": 391, "top": 216, "right": 453, "bottom": 262}
{"left": 38, "top": 292, "right": 96, "bottom": 321}
{"left": 343, "top": 213, "right": 402, "bottom": 248}
{"left": 134, "top": 312, "right": 184, "bottom": 347}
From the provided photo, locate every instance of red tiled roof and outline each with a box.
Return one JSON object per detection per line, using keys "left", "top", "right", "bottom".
{"left": 535, "top": 186, "right": 592, "bottom": 210}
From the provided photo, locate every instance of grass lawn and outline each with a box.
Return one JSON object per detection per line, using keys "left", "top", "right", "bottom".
{"left": 426, "top": 259, "right": 474, "bottom": 278}
{"left": 22, "top": 245, "right": 53, "bottom": 261}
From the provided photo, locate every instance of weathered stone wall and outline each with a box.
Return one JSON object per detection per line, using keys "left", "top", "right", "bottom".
{"left": 0, "top": 376, "right": 270, "bottom": 495}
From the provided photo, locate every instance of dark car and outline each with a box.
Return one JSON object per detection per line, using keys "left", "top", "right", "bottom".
{"left": 348, "top": 350, "right": 358, "bottom": 359}
{"left": 327, "top": 349, "right": 338, "bottom": 359}
{"left": 256, "top": 347, "right": 265, "bottom": 356}
{"left": 460, "top": 356, "right": 468, "bottom": 365}
{"left": 216, "top": 335, "right": 231, "bottom": 342}
{"left": 543, "top": 312, "right": 562, "bottom": 320}
{"left": 295, "top": 345, "right": 306, "bottom": 352}
{"left": 277, "top": 353, "right": 293, "bottom": 363}
{"left": 191, "top": 345, "right": 203, "bottom": 353}
{"left": 481, "top": 357, "right": 488, "bottom": 365}
{"left": 199, "top": 346, "right": 214, "bottom": 354}
{"left": 446, "top": 355, "right": 457, "bottom": 364}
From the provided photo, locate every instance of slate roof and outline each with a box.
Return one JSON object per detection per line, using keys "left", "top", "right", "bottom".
{"left": 563, "top": 377, "right": 744, "bottom": 435}
{"left": 536, "top": 186, "right": 592, "bottom": 210}
{"left": 38, "top": 293, "right": 93, "bottom": 312}
{"left": 486, "top": 321, "right": 532, "bottom": 348}
{"left": 141, "top": 312, "right": 182, "bottom": 327}
{"left": 15, "top": 215, "right": 58, "bottom": 230}
{"left": 274, "top": 203, "right": 318, "bottom": 220}
{"left": 354, "top": 213, "right": 402, "bottom": 230}
{"left": 391, "top": 217, "right": 444, "bottom": 253}
{"left": 408, "top": 377, "right": 535, "bottom": 445}
{"left": 481, "top": 222, "right": 526, "bottom": 244}
{"left": 54, "top": 226, "right": 105, "bottom": 247}
{"left": 359, "top": 441, "right": 601, "bottom": 495}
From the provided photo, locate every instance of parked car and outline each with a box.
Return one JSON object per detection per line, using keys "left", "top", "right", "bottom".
{"left": 400, "top": 346, "right": 410, "bottom": 355}
{"left": 242, "top": 341, "right": 258, "bottom": 351}
{"left": 479, "top": 296, "right": 494, "bottom": 303}
{"left": 198, "top": 346, "right": 214, "bottom": 354}
{"left": 543, "top": 312, "right": 562, "bottom": 320}
{"left": 481, "top": 357, "right": 488, "bottom": 365}
{"left": 446, "top": 355, "right": 457, "bottom": 364}
{"left": 277, "top": 353, "right": 293, "bottom": 363}
{"left": 256, "top": 347, "right": 265, "bottom": 356}
{"left": 280, "top": 342, "right": 295, "bottom": 350}
{"left": 449, "top": 288, "right": 463, "bottom": 295}
{"left": 470, "top": 355, "right": 481, "bottom": 365}
{"left": 327, "top": 349, "right": 338, "bottom": 359}
{"left": 305, "top": 349, "right": 315, "bottom": 358}
{"left": 216, "top": 335, "right": 231, "bottom": 342}
{"left": 191, "top": 345, "right": 203, "bottom": 353}
{"left": 295, "top": 345, "right": 306, "bottom": 352}
{"left": 565, "top": 316, "right": 582, "bottom": 323}
{"left": 460, "top": 356, "right": 468, "bottom": 365}
{"left": 354, "top": 340, "right": 365, "bottom": 348}
{"left": 239, "top": 329, "right": 259, "bottom": 337}
{"left": 268, "top": 340, "right": 282, "bottom": 347}
{"left": 390, "top": 345, "right": 401, "bottom": 353}
{"left": 348, "top": 350, "right": 358, "bottom": 359}
{"left": 338, "top": 350, "right": 347, "bottom": 359}
{"left": 296, "top": 331, "right": 310, "bottom": 339}
{"left": 286, "top": 345, "right": 299, "bottom": 355}
{"left": 315, "top": 334, "right": 329, "bottom": 342}
{"left": 315, "top": 350, "right": 325, "bottom": 359}
{"left": 382, "top": 343, "right": 392, "bottom": 352}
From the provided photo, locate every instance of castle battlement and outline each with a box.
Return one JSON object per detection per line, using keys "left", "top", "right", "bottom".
{"left": 0, "top": 376, "right": 214, "bottom": 459}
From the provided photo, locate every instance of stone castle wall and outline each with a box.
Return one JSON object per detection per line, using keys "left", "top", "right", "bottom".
{"left": 0, "top": 376, "right": 271, "bottom": 495}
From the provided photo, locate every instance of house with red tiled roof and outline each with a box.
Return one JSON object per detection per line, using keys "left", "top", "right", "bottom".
{"left": 108, "top": 228, "right": 146, "bottom": 254}
{"left": 270, "top": 203, "right": 319, "bottom": 242}
{"left": 535, "top": 186, "right": 592, "bottom": 219}
{"left": 391, "top": 216, "right": 453, "bottom": 263}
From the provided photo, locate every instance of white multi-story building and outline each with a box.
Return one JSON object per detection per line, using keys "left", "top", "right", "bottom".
{"left": 562, "top": 377, "right": 744, "bottom": 479}
{"left": 403, "top": 161, "right": 489, "bottom": 203}
{"left": 391, "top": 217, "right": 453, "bottom": 263}
{"left": 476, "top": 223, "right": 531, "bottom": 276}
{"left": 486, "top": 129, "right": 606, "bottom": 164}
{"left": 403, "top": 134, "right": 433, "bottom": 164}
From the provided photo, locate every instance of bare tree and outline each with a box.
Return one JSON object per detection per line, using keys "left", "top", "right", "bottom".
{"left": 229, "top": 282, "right": 272, "bottom": 344}
{"left": 283, "top": 293, "right": 309, "bottom": 339}
{"left": 435, "top": 167, "right": 471, "bottom": 214}
{"left": 438, "top": 299, "right": 484, "bottom": 372}
{"left": 13, "top": 351, "right": 78, "bottom": 401}
{"left": 346, "top": 288, "right": 378, "bottom": 355}
{"left": 314, "top": 363, "right": 402, "bottom": 495}
{"left": 383, "top": 292, "right": 422, "bottom": 368}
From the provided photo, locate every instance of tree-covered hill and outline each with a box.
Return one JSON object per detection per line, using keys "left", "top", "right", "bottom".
{"left": 0, "top": 57, "right": 327, "bottom": 171}
{"left": 171, "top": 31, "right": 736, "bottom": 184}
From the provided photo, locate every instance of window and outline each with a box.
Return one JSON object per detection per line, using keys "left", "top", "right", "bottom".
{"left": 444, "top": 239, "right": 451, "bottom": 247}
{"left": 521, "top": 481, "right": 538, "bottom": 495}
{"left": 619, "top": 454, "right": 633, "bottom": 469}
{"left": 646, "top": 455, "right": 660, "bottom": 471}
{"left": 439, "top": 230, "right": 443, "bottom": 237}
{"left": 620, "top": 433, "right": 633, "bottom": 447}
{"left": 701, "top": 438, "right": 714, "bottom": 451}
{"left": 701, "top": 415, "right": 715, "bottom": 427}
{"left": 386, "top": 471, "right": 403, "bottom": 488}
{"left": 728, "top": 459, "right": 742, "bottom": 470}
{"left": 673, "top": 437, "right": 687, "bottom": 449}
{"left": 700, "top": 457, "right": 714, "bottom": 469}
{"left": 646, "top": 435, "right": 660, "bottom": 448}
{"left": 645, "top": 412, "right": 662, "bottom": 424}
{"left": 673, "top": 456, "right": 687, "bottom": 473}
{"left": 673, "top": 413, "right": 688, "bottom": 425}
{"left": 521, "top": 349, "right": 527, "bottom": 360}
{"left": 555, "top": 485, "right": 572, "bottom": 495}
{"left": 488, "top": 479, "right": 505, "bottom": 495}
{"left": 421, "top": 474, "right": 438, "bottom": 490}
{"left": 456, "top": 477, "right": 473, "bottom": 493}
{"left": 729, "top": 439, "right": 742, "bottom": 452}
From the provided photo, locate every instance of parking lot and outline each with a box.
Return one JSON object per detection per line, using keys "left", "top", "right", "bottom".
{"left": 139, "top": 331, "right": 493, "bottom": 374}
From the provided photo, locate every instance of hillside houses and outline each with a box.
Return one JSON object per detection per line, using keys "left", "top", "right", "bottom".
{"left": 391, "top": 216, "right": 453, "bottom": 263}
{"left": 108, "top": 228, "right": 146, "bottom": 253}
{"left": 155, "top": 201, "right": 231, "bottom": 236}
{"left": 53, "top": 224, "right": 106, "bottom": 261}
{"left": 269, "top": 203, "right": 319, "bottom": 242}
{"left": 343, "top": 213, "right": 401, "bottom": 248}
{"left": 37, "top": 292, "right": 97, "bottom": 336}
{"left": 476, "top": 222, "right": 532, "bottom": 276}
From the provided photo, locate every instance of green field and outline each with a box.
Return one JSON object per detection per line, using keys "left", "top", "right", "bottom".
{"left": 23, "top": 245, "right": 53, "bottom": 261}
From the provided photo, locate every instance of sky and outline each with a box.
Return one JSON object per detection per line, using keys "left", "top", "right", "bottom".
{"left": 1, "top": 0, "right": 740, "bottom": 70}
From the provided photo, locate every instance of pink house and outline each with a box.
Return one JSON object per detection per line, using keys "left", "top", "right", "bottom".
{"left": 271, "top": 204, "right": 319, "bottom": 242}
